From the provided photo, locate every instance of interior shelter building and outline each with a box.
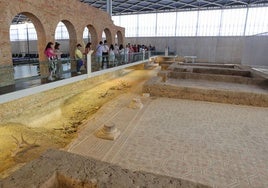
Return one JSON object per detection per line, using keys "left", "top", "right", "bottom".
{"left": 0, "top": 0, "right": 268, "bottom": 187}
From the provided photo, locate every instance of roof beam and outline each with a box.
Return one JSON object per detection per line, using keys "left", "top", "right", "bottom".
{"left": 198, "top": 0, "right": 223, "bottom": 7}
{"left": 78, "top": 0, "right": 268, "bottom": 15}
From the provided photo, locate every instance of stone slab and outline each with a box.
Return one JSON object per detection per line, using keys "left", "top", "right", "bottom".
{"left": 0, "top": 149, "right": 210, "bottom": 188}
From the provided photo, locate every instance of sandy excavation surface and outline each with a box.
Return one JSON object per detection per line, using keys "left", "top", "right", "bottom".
{"left": 0, "top": 68, "right": 157, "bottom": 179}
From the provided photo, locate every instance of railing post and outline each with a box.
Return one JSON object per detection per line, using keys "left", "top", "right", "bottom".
{"left": 87, "top": 50, "right": 94, "bottom": 77}
{"left": 165, "top": 47, "right": 169, "bottom": 56}
{"left": 143, "top": 50, "right": 145, "bottom": 60}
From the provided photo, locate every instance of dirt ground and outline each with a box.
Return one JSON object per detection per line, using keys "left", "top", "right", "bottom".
{"left": 0, "top": 68, "right": 157, "bottom": 179}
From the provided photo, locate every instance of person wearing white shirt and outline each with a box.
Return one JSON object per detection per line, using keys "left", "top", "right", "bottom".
{"left": 96, "top": 41, "right": 103, "bottom": 69}
{"left": 114, "top": 43, "right": 119, "bottom": 65}
{"left": 102, "top": 40, "right": 109, "bottom": 68}
{"left": 109, "top": 44, "right": 115, "bottom": 67}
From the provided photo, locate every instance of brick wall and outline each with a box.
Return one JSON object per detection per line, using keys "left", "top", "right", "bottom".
{"left": 0, "top": 0, "right": 125, "bottom": 87}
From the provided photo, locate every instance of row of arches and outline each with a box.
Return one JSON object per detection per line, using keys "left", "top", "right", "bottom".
{"left": 0, "top": 0, "right": 125, "bottom": 87}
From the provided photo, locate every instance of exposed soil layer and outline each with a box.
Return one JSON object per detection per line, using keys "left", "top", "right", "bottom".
{"left": 0, "top": 69, "right": 157, "bottom": 178}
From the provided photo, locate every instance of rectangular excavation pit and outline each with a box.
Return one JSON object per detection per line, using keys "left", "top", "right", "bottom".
{"left": 149, "top": 60, "right": 268, "bottom": 107}
{"left": 163, "top": 62, "right": 268, "bottom": 86}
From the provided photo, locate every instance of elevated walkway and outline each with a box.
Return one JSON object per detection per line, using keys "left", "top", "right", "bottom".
{"left": 0, "top": 58, "right": 149, "bottom": 104}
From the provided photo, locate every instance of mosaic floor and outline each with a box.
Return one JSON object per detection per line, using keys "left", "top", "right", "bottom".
{"left": 67, "top": 92, "right": 268, "bottom": 188}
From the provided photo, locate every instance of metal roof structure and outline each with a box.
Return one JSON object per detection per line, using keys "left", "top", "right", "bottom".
{"left": 12, "top": 0, "right": 268, "bottom": 23}
{"left": 80, "top": 0, "right": 268, "bottom": 15}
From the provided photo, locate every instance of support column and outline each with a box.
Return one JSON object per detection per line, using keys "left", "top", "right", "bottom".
{"left": 165, "top": 47, "right": 169, "bottom": 56}
{"left": 0, "top": 65, "right": 15, "bottom": 87}
{"left": 87, "top": 50, "right": 94, "bottom": 77}
{"left": 107, "top": 0, "right": 112, "bottom": 17}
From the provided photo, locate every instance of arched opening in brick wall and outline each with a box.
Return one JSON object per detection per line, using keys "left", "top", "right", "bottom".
{"left": 55, "top": 22, "right": 71, "bottom": 78}
{"left": 61, "top": 20, "right": 77, "bottom": 57}
{"left": 103, "top": 28, "right": 112, "bottom": 45}
{"left": 55, "top": 22, "right": 70, "bottom": 55}
{"left": 85, "top": 25, "right": 98, "bottom": 51}
{"left": 83, "top": 28, "right": 91, "bottom": 44}
{"left": 61, "top": 20, "right": 77, "bottom": 72}
{"left": 115, "top": 34, "right": 118, "bottom": 45}
{"left": 116, "top": 31, "right": 123, "bottom": 46}
{"left": 10, "top": 12, "right": 46, "bottom": 80}
{"left": 10, "top": 16, "right": 37, "bottom": 58}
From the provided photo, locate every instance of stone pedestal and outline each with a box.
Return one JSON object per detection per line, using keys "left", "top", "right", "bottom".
{"left": 128, "top": 98, "right": 143, "bottom": 109}
{"left": 95, "top": 122, "right": 120, "bottom": 140}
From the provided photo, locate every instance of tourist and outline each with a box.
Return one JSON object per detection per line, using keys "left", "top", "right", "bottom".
{"left": 44, "top": 42, "right": 57, "bottom": 81}
{"left": 84, "top": 42, "right": 92, "bottom": 70}
{"left": 118, "top": 44, "right": 124, "bottom": 64}
{"left": 102, "top": 40, "right": 109, "bottom": 68}
{"left": 75, "top": 44, "right": 83, "bottom": 74}
{"left": 96, "top": 41, "right": 103, "bottom": 69}
{"left": 54, "top": 42, "right": 63, "bottom": 79}
{"left": 114, "top": 43, "right": 119, "bottom": 64}
{"left": 109, "top": 44, "right": 115, "bottom": 67}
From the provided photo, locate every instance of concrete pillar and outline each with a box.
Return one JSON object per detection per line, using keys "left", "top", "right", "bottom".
{"left": 0, "top": 65, "right": 15, "bottom": 87}
{"left": 87, "top": 50, "right": 94, "bottom": 77}
{"left": 165, "top": 47, "right": 169, "bottom": 56}
{"left": 107, "top": 0, "right": 112, "bottom": 17}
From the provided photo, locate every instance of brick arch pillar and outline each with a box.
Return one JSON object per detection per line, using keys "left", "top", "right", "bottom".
{"left": 20, "top": 12, "right": 48, "bottom": 80}
{"left": 103, "top": 28, "right": 112, "bottom": 45}
{"left": 87, "top": 25, "right": 98, "bottom": 52}
{"left": 0, "top": 21, "right": 14, "bottom": 87}
{"left": 62, "top": 20, "right": 78, "bottom": 72}
{"left": 116, "top": 31, "right": 124, "bottom": 46}
{"left": 0, "top": 11, "right": 48, "bottom": 87}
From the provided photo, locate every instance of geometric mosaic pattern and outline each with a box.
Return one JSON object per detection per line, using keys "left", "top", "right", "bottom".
{"left": 68, "top": 96, "right": 268, "bottom": 188}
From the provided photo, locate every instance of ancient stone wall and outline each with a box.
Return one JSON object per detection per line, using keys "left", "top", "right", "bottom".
{"left": 0, "top": 149, "right": 210, "bottom": 188}
{"left": 0, "top": 0, "right": 125, "bottom": 87}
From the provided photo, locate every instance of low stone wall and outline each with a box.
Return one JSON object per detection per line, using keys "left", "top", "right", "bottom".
{"left": 168, "top": 72, "right": 266, "bottom": 85}
{"left": 158, "top": 62, "right": 268, "bottom": 86}
{"left": 0, "top": 149, "right": 210, "bottom": 188}
{"left": 143, "top": 77, "right": 268, "bottom": 107}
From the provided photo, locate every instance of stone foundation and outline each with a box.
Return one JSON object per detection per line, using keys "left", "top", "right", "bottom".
{"left": 144, "top": 62, "right": 268, "bottom": 107}
{"left": 0, "top": 149, "right": 210, "bottom": 188}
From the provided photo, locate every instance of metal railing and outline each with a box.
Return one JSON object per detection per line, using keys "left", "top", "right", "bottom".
{"left": 0, "top": 51, "right": 158, "bottom": 92}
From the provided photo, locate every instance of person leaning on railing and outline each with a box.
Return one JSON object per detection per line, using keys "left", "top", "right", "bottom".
{"left": 75, "top": 43, "right": 84, "bottom": 74}
{"left": 109, "top": 44, "right": 115, "bottom": 67}
{"left": 84, "top": 42, "right": 92, "bottom": 70}
{"left": 54, "top": 42, "right": 63, "bottom": 79}
{"left": 44, "top": 42, "right": 57, "bottom": 81}
{"left": 118, "top": 44, "right": 124, "bottom": 65}
{"left": 102, "top": 40, "right": 109, "bottom": 68}
{"left": 95, "top": 41, "right": 103, "bottom": 70}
